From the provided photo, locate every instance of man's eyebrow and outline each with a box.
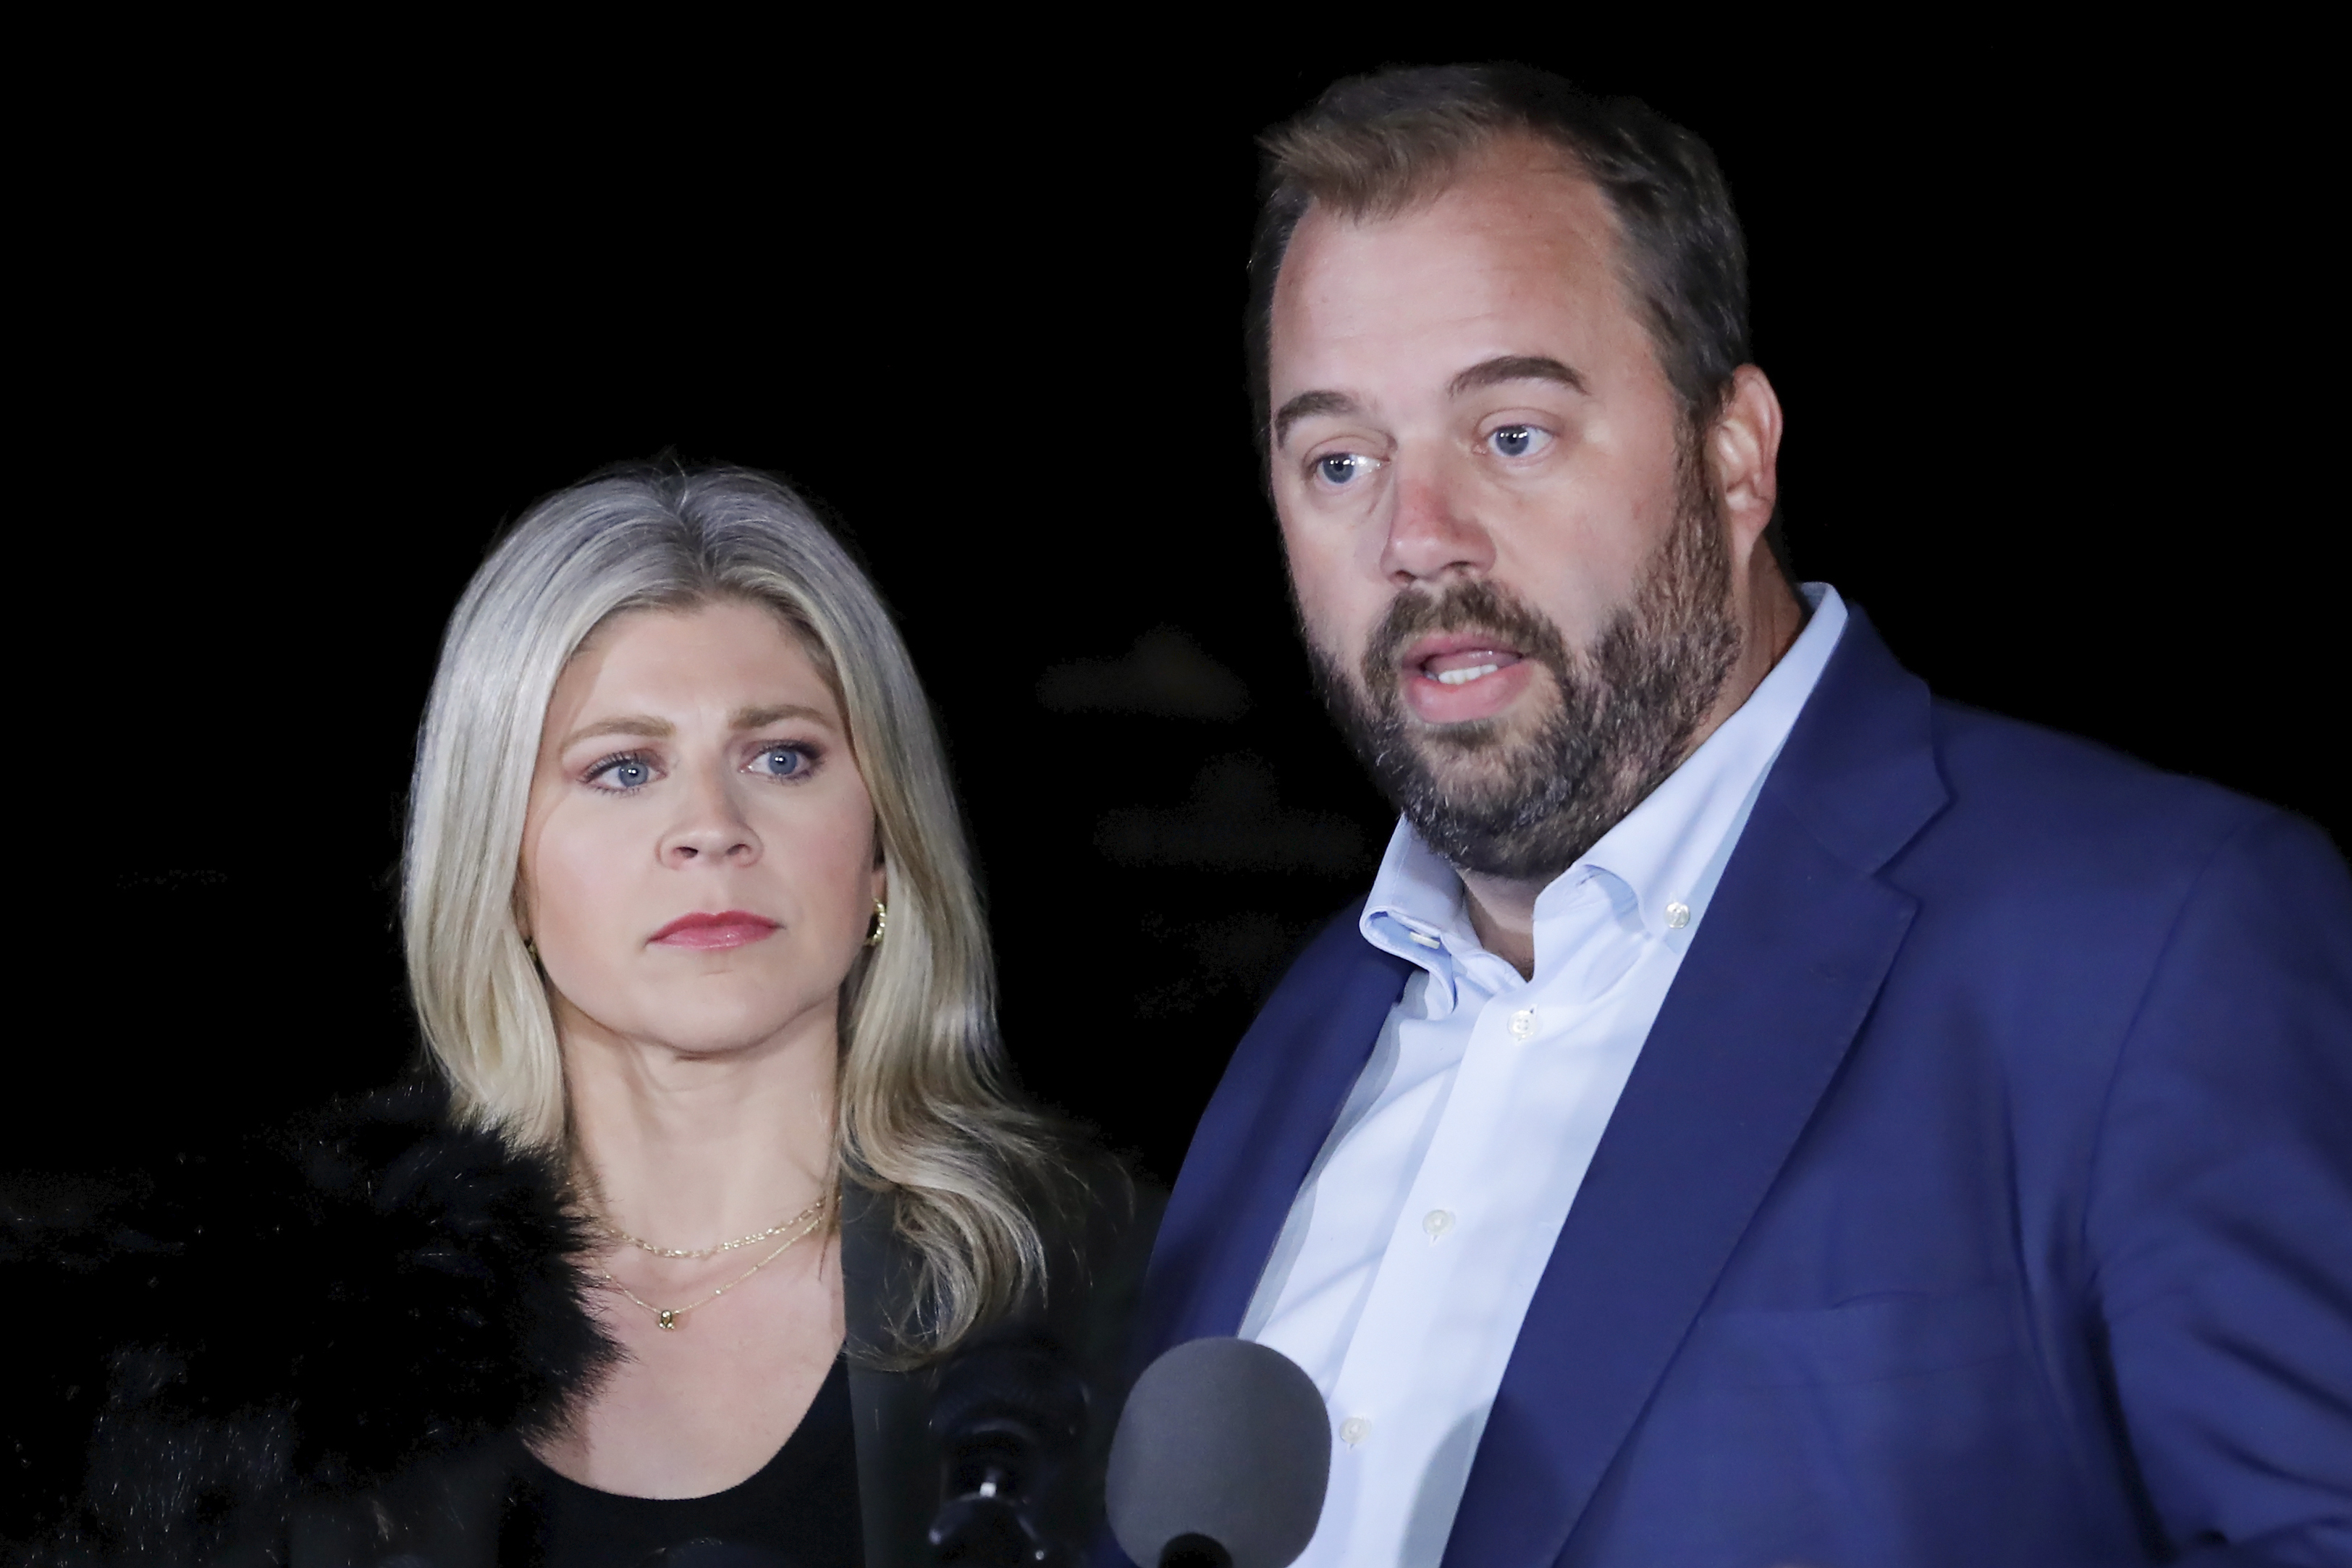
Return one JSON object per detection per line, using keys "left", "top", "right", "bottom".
{"left": 559, "top": 715, "right": 674, "bottom": 749}
{"left": 1271, "top": 359, "right": 1587, "bottom": 447}
{"left": 1448, "top": 355, "right": 1589, "bottom": 398}
{"left": 1272, "top": 390, "right": 1363, "bottom": 447}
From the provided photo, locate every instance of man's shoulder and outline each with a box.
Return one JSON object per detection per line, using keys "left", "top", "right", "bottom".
{"left": 1786, "top": 609, "right": 2335, "bottom": 893}
{"left": 1918, "top": 696, "right": 2320, "bottom": 878}
{"left": 1850, "top": 698, "right": 2347, "bottom": 994}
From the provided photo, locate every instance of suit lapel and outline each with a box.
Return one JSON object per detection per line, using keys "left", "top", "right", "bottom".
{"left": 838, "top": 1185, "right": 932, "bottom": 1568}
{"left": 1134, "top": 909, "right": 1416, "bottom": 1362}
{"left": 1441, "top": 612, "right": 1947, "bottom": 1568}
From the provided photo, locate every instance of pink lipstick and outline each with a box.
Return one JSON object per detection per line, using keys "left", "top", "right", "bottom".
{"left": 649, "top": 910, "right": 779, "bottom": 951}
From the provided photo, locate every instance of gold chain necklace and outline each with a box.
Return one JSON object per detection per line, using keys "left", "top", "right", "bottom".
{"left": 592, "top": 1196, "right": 830, "bottom": 1331}
{"left": 591, "top": 1196, "right": 829, "bottom": 1260}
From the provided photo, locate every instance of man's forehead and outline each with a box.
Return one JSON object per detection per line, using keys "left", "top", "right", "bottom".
{"left": 1269, "top": 149, "right": 1635, "bottom": 397}
{"left": 1284, "top": 141, "right": 1617, "bottom": 282}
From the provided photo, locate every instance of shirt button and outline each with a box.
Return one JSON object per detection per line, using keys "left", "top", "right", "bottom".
{"left": 1509, "top": 1008, "right": 1536, "bottom": 1040}
{"left": 1665, "top": 901, "right": 1692, "bottom": 929}
{"left": 1422, "top": 1208, "right": 1455, "bottom": 1241}
{"left": 1339, "top": 1416, "right": 1373, "bottom": 1446}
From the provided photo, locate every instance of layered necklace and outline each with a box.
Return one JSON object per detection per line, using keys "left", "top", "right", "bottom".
{"left": 586, "top": 1194, "right": 830, "bottom": 1331}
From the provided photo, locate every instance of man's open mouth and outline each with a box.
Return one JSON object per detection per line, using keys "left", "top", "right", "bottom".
{"left": 1404, "top": 633, "right": 1528, "bottom": 688}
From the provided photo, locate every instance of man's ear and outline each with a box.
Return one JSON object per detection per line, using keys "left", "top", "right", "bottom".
{"left": 1708, "top": 365, "right": 1784, "bottom": 561}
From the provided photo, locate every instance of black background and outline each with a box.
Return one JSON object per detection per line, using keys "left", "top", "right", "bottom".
{"left": 17, "top": 33, "right": 2338, "bottom": 1185}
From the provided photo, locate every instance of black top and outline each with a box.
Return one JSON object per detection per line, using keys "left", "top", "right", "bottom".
{"left": 507, "top": 1357, "right": 862, "bottom": 1568}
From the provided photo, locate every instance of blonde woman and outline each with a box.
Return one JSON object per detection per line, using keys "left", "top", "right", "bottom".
{"left": 12, "top": 465, "right": 1147, "bottom": 1567}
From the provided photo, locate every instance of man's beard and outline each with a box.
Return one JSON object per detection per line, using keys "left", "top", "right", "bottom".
{"left": 1304, "top": 453, "right": 1742, "bottom": 883}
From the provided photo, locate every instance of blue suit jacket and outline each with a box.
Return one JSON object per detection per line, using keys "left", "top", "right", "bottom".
{"left": 1124, "top": 613, "right": 2352, "bottom": 1567}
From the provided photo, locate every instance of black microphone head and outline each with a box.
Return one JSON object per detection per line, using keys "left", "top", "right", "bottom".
{"left": 927, "top": 1327, "right": 1088, "bottom": 1564}
{"left": 930, "top": 1327, "right": 1089, "bottom": 1462}
{"left": 1103, "top": 1337, "right": 1329, "bottom": 1568}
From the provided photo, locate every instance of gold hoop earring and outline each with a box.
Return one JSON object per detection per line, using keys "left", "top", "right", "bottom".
{"left": 864, "top": 900, "right": 888, "bottom": 948}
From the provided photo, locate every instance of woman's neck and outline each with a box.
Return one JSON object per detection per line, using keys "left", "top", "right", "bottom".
{"left": 560, "top": 1003, "right": 840, "bottom": 1253}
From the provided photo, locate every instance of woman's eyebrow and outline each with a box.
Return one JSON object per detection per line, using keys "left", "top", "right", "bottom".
{"left": 730, "top": 702, "right": 833, "bottom": 730}
{"left": 560, "top": 715, "right": 673, "bottom": 748}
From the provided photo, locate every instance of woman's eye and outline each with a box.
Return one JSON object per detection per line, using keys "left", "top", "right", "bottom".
{"left": 751, "top": 744, "right": 814, "bottom": 780}
{"left": 587, "top": 754, "right": 658, "bottom": 791}
{"left": 1489, "top": 425, "right": 1547, "bottom": 459}
{"left": 1315, "top": 452, "right": 1376, "bottom": 488}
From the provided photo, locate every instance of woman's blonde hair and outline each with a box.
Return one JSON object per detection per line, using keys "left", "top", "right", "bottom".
{"left": 403, "top": 463, "right": 1060, "bottom": 1356}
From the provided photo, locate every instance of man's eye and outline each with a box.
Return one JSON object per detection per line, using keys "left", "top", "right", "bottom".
{"left": 1315, "top": 453, "right": 1374, "bottom": 487}
{"left": 1489, "top": 425, "right": 1546, "bottom": 458}
{"left": 751, "top": 744, "right": 814, "bottom": 780}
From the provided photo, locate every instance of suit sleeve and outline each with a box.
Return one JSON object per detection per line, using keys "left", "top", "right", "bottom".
{"left": 2086, "top": 809, "right": 2352, "bottom": 1566}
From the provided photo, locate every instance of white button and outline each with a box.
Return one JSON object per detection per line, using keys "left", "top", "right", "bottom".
{"left": 1339, "top": 1416, "right": 1373, "bottom": 1446}
{"left": 1422, "top": 1208, "right": 1454, "bottom": 1241}
{"left": 1509, "top": 1008, "right": 1536, "bottom": 1040}
{"left": 1407, "top": 931, "right": 1442, "bottom": 949}
{"left": 1665, "top": 901, "right": 1692, "bottom": 929}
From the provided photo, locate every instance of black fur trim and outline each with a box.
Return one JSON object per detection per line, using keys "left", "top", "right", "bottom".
{"left": 3, "top": 1081, "right": 615, "bottom": 1561}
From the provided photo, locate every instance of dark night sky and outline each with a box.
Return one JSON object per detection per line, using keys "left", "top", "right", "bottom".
{"left": 17, "top": 34, "right": 2337, "bottom": 1184}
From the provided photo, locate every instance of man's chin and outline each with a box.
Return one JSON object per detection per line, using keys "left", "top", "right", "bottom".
{"left": 1394, "top": 730, "right": 1570, "bottom": 814}
{"left": 1397, "top": 701, "right": 1550, "bottom": 763}
{"left": 1404, "top": 740, "right": 1539, "bottom": 798}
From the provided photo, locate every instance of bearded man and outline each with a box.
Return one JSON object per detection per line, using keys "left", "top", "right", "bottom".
{"left": 1120, "top": 65, "right": 2352, "bottom": 1568}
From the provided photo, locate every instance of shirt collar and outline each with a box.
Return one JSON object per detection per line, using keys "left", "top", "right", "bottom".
{"left": 1362, "top": 583, "right": 1849, "bottom": 982}
{"left": 1360, "top": 828, "right": 1483, "bottom": 1011}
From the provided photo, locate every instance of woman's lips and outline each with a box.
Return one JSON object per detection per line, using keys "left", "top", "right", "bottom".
{"left": 1400, "top": 633, "right": 1534, "bottom": 724}
{"left": 649, "top": 910, "right": 780, "bottom": 951}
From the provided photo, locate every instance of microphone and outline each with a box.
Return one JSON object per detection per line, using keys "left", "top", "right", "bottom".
{"left": 927, "top": 1326, "right": 1090, "bottom": 1565}
{"left": 1103, "top": 1338, "right": 1330, "bottom": 1568}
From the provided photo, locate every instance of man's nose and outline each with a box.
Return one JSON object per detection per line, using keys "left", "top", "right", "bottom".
{"left": 1378, "top": 460, "right": 1494, "bottom": 586}
{"left": 660, "top": 772, "right": 761, "bottom": 867}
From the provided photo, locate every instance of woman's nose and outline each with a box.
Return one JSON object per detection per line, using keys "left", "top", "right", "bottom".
{"left": 660, "top": 775, "right": 762, "bottom": 866}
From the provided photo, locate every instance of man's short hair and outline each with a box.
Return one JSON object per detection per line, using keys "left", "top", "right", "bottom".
{"left": 1246, "top": 64, "right": 1751, "bottom": 458}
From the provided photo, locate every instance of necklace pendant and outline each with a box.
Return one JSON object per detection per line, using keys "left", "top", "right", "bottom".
{"left": 657, "top": 1310, "right": 678, "bottom": 1331}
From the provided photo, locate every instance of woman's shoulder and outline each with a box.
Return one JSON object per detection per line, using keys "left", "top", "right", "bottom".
{"left": 1032, "top": 1137, "right": 1166, "bottom": 1348}
{"left": 845, "top": 1123, "right": 1163, "bottom": 1341}
{"left": 1, "top": 1082, "right": 612, "bottom": 1561}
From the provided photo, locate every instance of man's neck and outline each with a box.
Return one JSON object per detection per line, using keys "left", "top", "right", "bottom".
{"left": 1460, "top": 568, "right": 1807, "bottom": 978}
